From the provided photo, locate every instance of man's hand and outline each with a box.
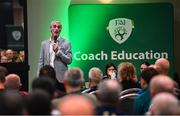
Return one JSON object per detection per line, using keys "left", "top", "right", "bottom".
{"left": 53, "top": 43, "right": 59, "bottom": 53}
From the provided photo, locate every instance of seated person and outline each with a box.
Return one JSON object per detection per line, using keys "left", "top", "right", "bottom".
{"left": 82, "top": 67, "right": 103, "bottom": 93}
{"left": 103, "top": 62, "right": 117, "bottom": 80}
{"left": 117, "top": 62, "right": 140, "bottom": 90}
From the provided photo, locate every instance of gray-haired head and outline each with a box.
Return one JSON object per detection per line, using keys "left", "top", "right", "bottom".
{"left": 50, "top": 20, "right": 62, "bottom": 28}
{"left": 88, "top": 67, "right": 103, "bottom": 87}
{"left": 64, "top": 67, "right": 84, "bottom": 88}
{"left": 98, "top": 79, "right": 122, "bottom": 105}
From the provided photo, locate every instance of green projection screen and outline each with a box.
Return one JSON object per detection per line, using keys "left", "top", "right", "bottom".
{"left": 69, "top": 3, "right": 174, "bottom": 81}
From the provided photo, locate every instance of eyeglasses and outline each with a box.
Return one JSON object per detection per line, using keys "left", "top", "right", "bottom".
{"left": 52, "top": 25, "right": 61, "bottom": 29}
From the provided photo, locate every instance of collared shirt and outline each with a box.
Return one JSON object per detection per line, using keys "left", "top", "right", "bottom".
{"left": 49, "top": 37, "right": 59, "bottom": 67}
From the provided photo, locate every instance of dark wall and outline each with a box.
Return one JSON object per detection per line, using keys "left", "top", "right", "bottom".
{"left": 0, "top": 0, "right": 14, "bottom": 49}
{"left": 173, "top": 0, "right": 180, "bottom": 76}
{"left": 0, "top": 0, "right": 29, "bottom": 91}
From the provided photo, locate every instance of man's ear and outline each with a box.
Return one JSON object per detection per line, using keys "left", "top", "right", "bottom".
{"left": 150, "top": 88, "right": 156, "bottom": 97}
{"left": 140, "top": 78, "right": 146, "bottom": 88}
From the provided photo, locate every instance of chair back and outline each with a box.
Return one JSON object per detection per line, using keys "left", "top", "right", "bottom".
{"left": 119, "top": 88, "right": 142, "bottom": 97}
{"left": 81, "top": 88, "right": 91, "bottom": 94}
{"left": 118, "top": 93, "right": 139, "bottom": 114}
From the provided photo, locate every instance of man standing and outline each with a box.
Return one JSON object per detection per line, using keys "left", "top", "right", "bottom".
{"left": 38, "top": 20, "right": 72, "bottom": 91}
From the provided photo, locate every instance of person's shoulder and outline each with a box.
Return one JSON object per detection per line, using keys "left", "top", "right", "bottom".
{"left": 41, "top": 39, "right": 50, "bottom": 45}
{"left": 60, "top": 37, "right": 70, "bottom": 44}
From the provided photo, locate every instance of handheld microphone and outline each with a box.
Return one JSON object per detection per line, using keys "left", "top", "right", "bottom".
{"left": 54, "top": 36, "right": 58, "bottom": 43}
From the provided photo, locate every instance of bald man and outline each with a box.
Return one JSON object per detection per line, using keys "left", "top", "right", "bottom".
{"left": 5, "top": 74, "right": 22, "bottom": 90}
{"left": 155, "top": 58, "right": 170, "bottom": 74}
{"left": 58, "top": 94, "right": 95, "bottom": 115}
{"left": 5, "top": 73, "right": 28, "bottom": 96}
{"left": 148, "top": 92, "right": 180, "bottom": 115}
{"left": 150, "top": 75, "right": 175, "bottom": 97}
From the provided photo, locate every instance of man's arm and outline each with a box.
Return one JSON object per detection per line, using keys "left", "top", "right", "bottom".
{"left": 37, "top": 42, "right": 44, "bottom": 75}
{"left": 55, "top": 41, "right": 72, "bottom": 64}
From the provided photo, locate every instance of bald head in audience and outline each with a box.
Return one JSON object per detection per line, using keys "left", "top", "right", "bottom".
{"left": 148, "top": 92, "right": 180, "bottom": 115}
{"left": 150, "top": 75, "right": 174, "bottom": 97}
{"left": 58, "top": 94, "right": 95, "bottom": 115}
{"left": 5, "top": 74, "right": 22, "bottom": 90}
{"left": 155, "top": 58, "right": 170, "bottom": 74}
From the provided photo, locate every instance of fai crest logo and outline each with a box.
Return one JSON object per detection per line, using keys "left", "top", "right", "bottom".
{"left": 107, "top": 18, "right": 134, "bottom": 44}
{"left": 12, "top": 31, "right": 21, "bottom": 41}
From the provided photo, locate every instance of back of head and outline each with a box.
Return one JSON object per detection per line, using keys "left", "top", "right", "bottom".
{"left": 141, "top": 67, "right": 159, "bottom": 85}
{"left": 27, "top": 89, "right": 51, "bottom": 115}
{"left": 155, "top": 58, "right": 170, "bottom": 74}
{"left": 5, "top": 74, "right": 21, "bottom": 90}
{"left": 58, "top": 94, "right": 95, "bottom": 115}
{"left": 64, "top": 67, "right": 84, "bottom": 88}
{"left": 149, "top": 64, "right": 162, "bottom": 74}
{"left": 118, "top": 62, "right": 137, "bottom": 82}
{"left": 98, "top": 80, "right": 122, "bottom": 105}
{"left": 32, "top": 77, "right": 56, "bottom": 98}
{"left": 0, "top": 66, "right": 8, "bottom": 83}
{"left": 149, "top": 92, "right": 180, "bottom": 115}
{"left": 39, "top": 65, "right": 56, "bottom": 80}
{"left": 150, "top": 75, "right": 174, "bottom": 97}
{"left": 0, "top": 90, "right": 23, "bottom": 115}
{"left": 88, "top": 67, "right": 103, "bottom": 86}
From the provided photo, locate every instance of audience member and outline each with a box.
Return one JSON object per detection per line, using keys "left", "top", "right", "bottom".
{"left": 0, "top": 66, "right": 8, "bottom": 90}
{"left": 26, "top": 89, "right": 52, "bottom": 115}
{"left": 63, "top": 67, "right": 84, "bottom": 94}
{"left": 5, "top": 73, "right": 28, "bottom": 97}
{"left": 103, "top": 62, "right": 117, "bottom": 80}
{"left": 0, "top": 90, "right": 24, "bottom": 115}
{"left": 58, "top": 94, "right": 95, "bottom": 115}
{"left": 83, "top": 67, "right": 103, "bottom": 93}
{"left": 150, "top": 74, "right": 175, "bottom": 97}
{"left": 39, "top": 65, "right": 65, "bottom": 97}
{"left": 147, "top": 92, "right": 180, "bottom": 115}
{"left": 0, "top": 49, "right": 6, "bottom": 57}
{"left": 133, "top": 67, "right": 159, "bottom": 115}
{"left": 16, "top": 50, "right": 25, "bottom": 63}
{"left": 149, "top": 64, "right": 160, "bottom": 73}
{"left": 31, "top": 77, "right": 56, "bottom": 99}
{"left": 1, "top": 56, "right": 8, "bottom": 63}
{"left": 155, "top": 58, "right": 170, "bottom": 74}
{"left": 5, "top": 74, "right": 22, "bottom": 90}
{"left": 140, "top": 61, "right": 150, "bottom": 72}
{"left": 96, "top": 79, "right": 123, "bottom": 115}
{"left": 39, "top": 65, "right": 56, "bottom": 81}
{"left": 117, "top": 62, "right": 140, "bottom": 90}
{"left": 5, "top": 49, "right": 14, "bottom": 62}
